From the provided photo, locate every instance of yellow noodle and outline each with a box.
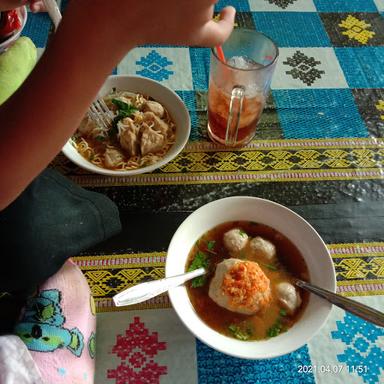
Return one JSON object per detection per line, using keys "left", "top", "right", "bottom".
{"left": 72, "top": 91, "right": 177, "bottom": 171}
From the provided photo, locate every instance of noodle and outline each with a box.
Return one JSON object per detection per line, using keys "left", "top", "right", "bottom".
{"left": 72, "top": 90, "right": 176, "bottom": 171}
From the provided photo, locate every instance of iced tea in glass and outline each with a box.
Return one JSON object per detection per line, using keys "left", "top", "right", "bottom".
{"left": 207, "top": 29, "right": 278, "bottom": 147}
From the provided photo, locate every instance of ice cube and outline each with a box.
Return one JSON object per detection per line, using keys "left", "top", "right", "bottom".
{"left": 227, "top": 56, "right": 262, "bottom": 70}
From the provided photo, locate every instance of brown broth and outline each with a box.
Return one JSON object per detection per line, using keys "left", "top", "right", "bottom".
{"left": 185, "top": 221, "right": 310, "bottom": 341}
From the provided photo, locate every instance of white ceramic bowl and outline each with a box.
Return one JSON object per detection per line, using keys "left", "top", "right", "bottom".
{"left": 166, "top": 196, "right": 336, "bottom": 359}
{"left": 62, "top": 75, "right": 190, "bottom": 176}
{"left": 0, "top": 6, "right": 27, "bottom": 53}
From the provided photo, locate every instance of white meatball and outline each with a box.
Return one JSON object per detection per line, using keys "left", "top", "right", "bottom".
{"left": 208, "top": 258, "right": 271, "bottom": 315}
{"left": 223, "top": 228, "right": 248, "bottom": 253}
{"left": 249, "top": 237, "right": 276, "bottom": 261}
{"left": 276, "top": 282, "right": 302, "bottom": 314}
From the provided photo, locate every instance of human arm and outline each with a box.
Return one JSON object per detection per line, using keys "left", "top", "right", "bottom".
{"left": 0, "top": 0, "right": 235, "bottom": 210}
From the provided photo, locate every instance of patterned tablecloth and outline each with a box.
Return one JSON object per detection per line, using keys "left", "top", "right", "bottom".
{"left": 24, "top": 1, "right": 383, "bottom": 383}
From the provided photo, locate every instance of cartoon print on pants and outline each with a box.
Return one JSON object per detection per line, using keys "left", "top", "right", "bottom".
{"left": 14, "top": 289, "right": 84, "bottom": 357}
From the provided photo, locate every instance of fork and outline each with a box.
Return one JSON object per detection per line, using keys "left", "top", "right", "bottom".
{"left": 43, "top": 0, "right": 114, "bottom": 130}
{"left": 88, "top": 99, "right": 114, "bottom": 130}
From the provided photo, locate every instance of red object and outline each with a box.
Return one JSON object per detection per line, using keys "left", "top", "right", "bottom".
{"left": 0, "top": 10, "right": 22, "bottom": 39}
{"left": 216, "top": 45, "right": 226, "bottom": 63}
{"left": 107, "top": 317, "right": 167, "bottom": 384}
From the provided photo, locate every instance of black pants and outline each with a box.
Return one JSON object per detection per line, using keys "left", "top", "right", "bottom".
{"left": 0, "top": 168, "right": 121, "bottom": 332}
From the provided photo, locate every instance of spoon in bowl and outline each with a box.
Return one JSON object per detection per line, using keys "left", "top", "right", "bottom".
{"left": 113, "top": 268, "right": 384, "bottom": 327}
{"left": 294, "top": 279, "right": 384, "bottom": 327}
{"left": 113, "top": 268, "right": 205, "bottom": 307}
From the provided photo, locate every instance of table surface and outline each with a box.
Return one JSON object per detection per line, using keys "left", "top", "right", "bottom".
{"left": 25, "top": 1, "right": 383, "bottom": 383}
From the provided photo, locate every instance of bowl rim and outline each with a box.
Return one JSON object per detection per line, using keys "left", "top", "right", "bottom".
{"left": 62, "top": 74, "right": 191, "bottom": 176}
{"left": 0, "top": 6, "right": 28, "bottom": 50}
{"left": 166, "top": 196, "right": 336, "bottom": 359}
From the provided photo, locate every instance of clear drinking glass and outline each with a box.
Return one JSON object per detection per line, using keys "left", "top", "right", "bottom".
{"left": 207, "top": 29, "right": 279, "bottom": 147}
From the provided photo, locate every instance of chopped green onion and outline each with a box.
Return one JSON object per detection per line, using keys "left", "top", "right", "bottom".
{"left": 187, "top": 251, "right": 209, "bottom": 288}
{"left": 239, "top": 229, "right": 247, "bottom": 237}
{"left": 228, "top": 324, "right": 252, "bottom": 341}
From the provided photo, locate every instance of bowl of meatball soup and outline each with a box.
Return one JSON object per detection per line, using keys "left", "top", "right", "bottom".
{"left": 166, "top": 196, "right": 336, "bottom": 359}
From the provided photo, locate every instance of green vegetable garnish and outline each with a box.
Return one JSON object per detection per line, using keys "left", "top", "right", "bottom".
{"left": 261, "top": 263, "right": 278, "bottom": 271}
{"left": 95, "top": 135, "right": 105, "bottom": 142}
{"left": 228, "top": 324, "right": 252, "bottom": 341}
{"left": 187, "top": 251, "right": 209, "bottom": 288}
{"left": 267, "top": 309, "right": 288, "bottom": 338}
{"left": 109, "top": 98, "right": 137, "bottom": 138}
{"left": 239, "top": 229, "right": 247, "bottom": 237}
{"left": 207, "top": 240, "right": 216, "bottom": 251}
{"left": 267, "top": 322, "right": 283, "bottom": 337}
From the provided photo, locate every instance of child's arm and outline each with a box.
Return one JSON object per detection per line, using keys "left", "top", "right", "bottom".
{"left": 0, "top": 1, "right": 235, "bottom": 210}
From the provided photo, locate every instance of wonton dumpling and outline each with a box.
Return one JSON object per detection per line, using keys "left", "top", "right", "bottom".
{"left": 143, "top": 111, "right": 169, "bottom": 136}
{"left": 276, "top": 282, "right": 301, "bottom": 314}
{"left": 209, "top": 258, "right": 271, "bottom": 315}
{"left": 140, "top": 125, "right": 165, "bottom": 155}
{"left": 104, "top": 148, "right": 124, "bottom": 168}
{"left": 144, "top": 100, "right": 164, "bottom": 118}
{"left": 223, "top": 228, "right": 248, "bottom": 253}
{"left": 78, "top": 118, "right": 99, "bottom": 137}
{"left": 249, "top": 237, "right": 276, "bottom": 261}
{"left": 118, "top": 117, "right": 140, "bottom": 156}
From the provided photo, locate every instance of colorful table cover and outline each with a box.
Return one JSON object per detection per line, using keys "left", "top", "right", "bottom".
{"left": 23, "top": 1, "right": 384, "bottom": 383}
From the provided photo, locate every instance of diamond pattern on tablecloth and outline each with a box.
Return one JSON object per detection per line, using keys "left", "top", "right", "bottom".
{"left": 307, "top": 296, "right": 384, "bottom": 384}
{"left": 117, "top": 48, "right": 193, "bottom": 90}
{"left": 335, "top": 47, "right": 384, "bottom": 88}
{"left": 320, "top": 13, "right": 384, "bottom": 47}
{"left": 252, "top": 12, "right": 331, "bottom": 47}
{"left": 95, "top": 309, "right": 198, "bottom": 384}
{"left": 273, "top": 89, "right": 368, "bottom": 138}
{"left": 272, "top": 48, "right": 348, "bottom": 89}
{"left": 249, "top": 0, "right": 316, "bottom": 12}
{"left": 314, "top": 0, "right": 378, "bottom": 13}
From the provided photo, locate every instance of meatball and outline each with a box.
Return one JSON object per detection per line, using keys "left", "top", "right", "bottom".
{"left": 249, "top": 236, "right": 276, "bottom": 261}
{"left": 209, "top": 258, "right": 271, "bottom": 315}
{"left": 223, "top": 228, "right": 248, "bottom": 253}
{"left": 276, "top": 282, "right": 302, "bottom": 314}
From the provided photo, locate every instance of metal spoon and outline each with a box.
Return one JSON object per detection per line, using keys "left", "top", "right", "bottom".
{"left": 113, "top": 268, "right": 205, "bottom": 307}
{"left": 295, "top": 279, "right": 384, "bottom": 327}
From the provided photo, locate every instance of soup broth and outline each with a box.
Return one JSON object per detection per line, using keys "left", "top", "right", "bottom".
{"left": 185, "top": 221, "right": 310, "bottom": 341}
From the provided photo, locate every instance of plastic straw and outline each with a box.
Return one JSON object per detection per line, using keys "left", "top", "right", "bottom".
{"left": 216, "top": 45, "right": 226, "bottom": 63}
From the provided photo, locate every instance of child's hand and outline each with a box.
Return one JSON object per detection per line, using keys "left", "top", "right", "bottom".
{"left": 0, "top": 0, "right": 45, "bottom": 12}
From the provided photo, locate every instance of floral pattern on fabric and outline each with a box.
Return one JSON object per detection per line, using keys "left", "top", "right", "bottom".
{"left": 331, "top": 312, "right": 384, "bottom": 384}
{"left": 339, "top": 15, "right": 375, "bottom": 45}
{"left": 107, "top": 317, "right": 167, "bottom": 384}
{"left": 136, "top": 50, "right": 174, "bottom": 81}
{"left": 283, "top": 51, "right": 325, "bottom": 86}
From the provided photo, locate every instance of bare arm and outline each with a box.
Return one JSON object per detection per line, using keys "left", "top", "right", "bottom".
{"left": 0, "top": 0, "right": 235, "bottom": 210}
